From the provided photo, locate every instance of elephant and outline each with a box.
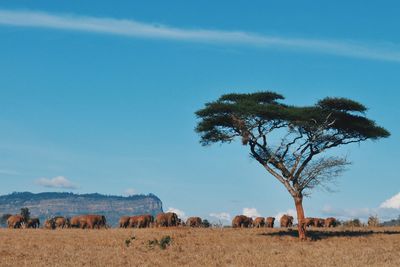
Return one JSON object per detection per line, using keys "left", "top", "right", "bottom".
{"left": 128, "top": 216, "right": 140, "bottom": 228}
{"left": 304, "top": 217, "right": 315, "bottom": 227}
{"left": 44, "top": 218, "right": 56, "bottom": 229}
{"left": 119, "top": 216, "right": 130, "bottom": 228}
{"left": 253, "top": 217, "right": 265, "bottom": 228}
{"left": 324, "top": 217, "right": 337, "bottom": 227}
{"left": 232, "top": 215, "right": 253, "bottom": 228}
{"left": 313, "top": 218, "right": 325, "bottom": 227}
{"left": 70, "top": 215, "right": 106, "bottom": 229}
{"left": 186, "top": 217, "right": 203, "bottom": 227}
{"left": 155, "top": 212, "right": 178, "bottom": 227}
{"left": 280, "top": 215, "right": 294, "bottom": 228}
{"left": 25, "top": 218, "right": 40, "bottom": 228}
{"left": 265, "top": 217, "right": 275, "bottom": 228}
{"left": 70, "top": 215, "right": 84, "bottom": 228}
{"left": 7, "top": 215, "right": 25, "bottom": 229}
{"left": 54, "top": 216, "right": 70, "bottom": 228}
{"left": 136, "top": 214, "right": 154, "bottom": 228}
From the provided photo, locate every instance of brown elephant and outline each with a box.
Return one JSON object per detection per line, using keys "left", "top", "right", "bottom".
{"left": 232, "top": 215, "right": 253, "bottom": 228}
{"left": 177, "top": 218, "right": 186, "bottom": 227}
{"left": 84, "top": 215, "right": 106, "bottom": 229}
{"left": 44, "top": 218, "right": 56, "bottom": 229}
{"left": 304, "top": 217, "right": 315, "bottom": 227}
{"left": 7, "top": 215, "right": 25, "bottom": 229}
{"left": 136, "top": 214, "right": 154, "bottom": 228}
{"left": 280, "top": 215, "right": 294, "bottom": 228}
{"left": 313, "top": 218, "right": 325, "bottom": 227}
{"left": 26, "top": 218, "right": 40, "bottom": 228}
{"left": 155, "top": 212, "right": 178, "bottom": 227}
{"left": 54, "top": 217, "right": 70, "bottom": 228}
{"left": 265, "top": 217, "right": 275, "bottom": 228}
{"left": 253, "top": 217, "right": 265, "bottom": 228}
{"left": 70, "top": 215, "right": 106, "bottom": 229}
{"left": 186, "top": 217, "right": 202, "bottom": 227}
{"left": 70, "top": 215, "right": 84, "bottom": 228}
{"left": 128, "top": 216, "right": 140, "bottom": 228}
{"left": 119, "top": 216, "right": 130, "bottom": 228}
{"left": 324, "top": 217, "right": 337, "bottom": 227}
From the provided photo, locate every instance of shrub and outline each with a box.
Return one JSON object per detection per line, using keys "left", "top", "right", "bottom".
{"left": 148, "top": 235, "right": 172, "bottom": 250}
{"left": 20, "top": 208, "right": 30, "bottom": 221}
{"left": 368, "top": 215, "right": 380, "bottom": 227}
{"left": 202, "top": 219, "right": 211, "bottom": 228}
{"left": 125, "top": 234, "right": 135, "bottom": 247}
{"left": 342, "top": 219, "right": 363, "bottom": 227}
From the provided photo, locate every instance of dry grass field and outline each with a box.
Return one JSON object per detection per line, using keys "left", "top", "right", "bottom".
{"left": 1, "top": 227, "right": 400, "bottom": 267}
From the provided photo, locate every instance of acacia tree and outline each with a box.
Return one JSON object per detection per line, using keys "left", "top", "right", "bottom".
{"left": 195, "top": 92, "right": 389, "bottom": 240}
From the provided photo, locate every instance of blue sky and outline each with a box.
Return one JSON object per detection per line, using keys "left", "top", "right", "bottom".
{"left": 0, "top": 1, "right": 399, "bottom": 223}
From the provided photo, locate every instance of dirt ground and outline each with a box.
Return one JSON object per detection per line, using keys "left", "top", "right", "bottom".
{"left": 0, "top": 227, "right": 399, "bottom": 266}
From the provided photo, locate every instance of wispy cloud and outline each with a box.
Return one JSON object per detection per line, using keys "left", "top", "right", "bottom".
{"left": 1, "top": 9, "right": 400, "bottom": 62}
{"left": 36, "top": 176, "right": 78, "bottom": 189}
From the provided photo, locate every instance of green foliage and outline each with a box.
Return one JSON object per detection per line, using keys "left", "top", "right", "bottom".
{"left": 342, "top": 219, "right": 363, "bottom": 227}
{"left": 195, "top": 91, "right": 389, "bottom": 198}
{"left": 195, "top": 91, "right": 389, "bottom": 146}
{"left": 202, "top": 219, "right": 211, "bottom": 228}
{"left": 148, "top": 236, "right": 172, "bottom": 250}
{"left": 125, "top": 234, "right": 136, "bottom": 247}
{"left": 20, "top": 207, "right": 30, "bottom": 221}
{"left": 317, "top": 97, "right": 367, "bottom": 113}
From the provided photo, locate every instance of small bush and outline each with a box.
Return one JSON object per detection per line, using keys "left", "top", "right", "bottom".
{"left": 202, "top": 219, "right": 211, "bottom": 228}
{"left": 125, "top": 234, "right": 135, "bottom": 247}
{"left": 148, "top": 235, "right": 172, "bottom": 250}
{"left": 368, "top": 215, "right": 380, "bottom": 227}
{"left": 342, "top": 219, "right": 363, "bottom": 227}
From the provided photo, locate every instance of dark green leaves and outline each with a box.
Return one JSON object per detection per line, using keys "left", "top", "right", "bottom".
{"left": 317, "top": 97, "right": 367, "bottom": 113}
{"left": 195, "top": 91, "right": 390, "bottom": 145}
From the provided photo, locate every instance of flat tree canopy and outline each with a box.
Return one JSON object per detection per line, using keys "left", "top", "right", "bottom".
{"left": 195, "top": 91, "right": 389, "bottom": 240}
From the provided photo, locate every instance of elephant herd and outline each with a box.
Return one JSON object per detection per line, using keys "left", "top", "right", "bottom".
{"left": 6, "top": 212, "right": 337, "bottom": 229}
{"left": 6, "top": 215, "right": 40, "bottom": 229}
{"left": 232, "top": 215, "right": 338, "bottom": 228}
{"left": 304, "top": 217, "right": 338, "bottom": 228}
{"left": 119, "top": 213, "right": 204, "bottom": 228}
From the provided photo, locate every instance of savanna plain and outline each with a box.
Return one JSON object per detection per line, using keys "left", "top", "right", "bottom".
{"left": 1, "top": 227, "right": 400, "bottom": 267}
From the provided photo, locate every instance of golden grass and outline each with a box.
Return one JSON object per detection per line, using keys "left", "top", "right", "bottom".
{"left": 1, "top": 227, "right": 400, "bottom": 266}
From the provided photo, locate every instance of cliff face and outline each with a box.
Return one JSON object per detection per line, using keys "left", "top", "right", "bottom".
{"left": 0, "top": 192, "right": 163, "bottom": 226}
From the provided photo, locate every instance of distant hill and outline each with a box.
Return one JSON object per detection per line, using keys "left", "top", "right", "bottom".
{"left": 0, "top": 192, "right": 163, "bottom": 226}
{"left": 381, "top": 217, "right": 400, "bottom": 227}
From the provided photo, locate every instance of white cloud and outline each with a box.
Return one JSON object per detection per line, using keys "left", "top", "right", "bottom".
{"left": 320, "top": 204, "right": 400, "bottom": 222}
{"left": 123, "top": 188, "right": 136, "bottom": 196}
{"left": 36, "top": 176, "right": 77, "bottom": 189}
{"left": 321, "top": 205, "right": 372, "bottom": 220}
{"left": 242, "top": 208, "right": 261, "bottom": 218}
{"left": 380, "top": 192, "right": 400, "bottom": 209}
{"left": 209, "top": 212, "right": 231, "bottom": 222}
{"left": 0, "top": 9, "right": 400, "bottom": 62}
{"left": 167, "top": 207, "right": 186, "bottom": 220}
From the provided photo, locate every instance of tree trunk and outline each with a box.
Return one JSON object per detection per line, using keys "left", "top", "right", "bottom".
{"left": 294, "top": 196, "right": 307, "bottom": 240}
